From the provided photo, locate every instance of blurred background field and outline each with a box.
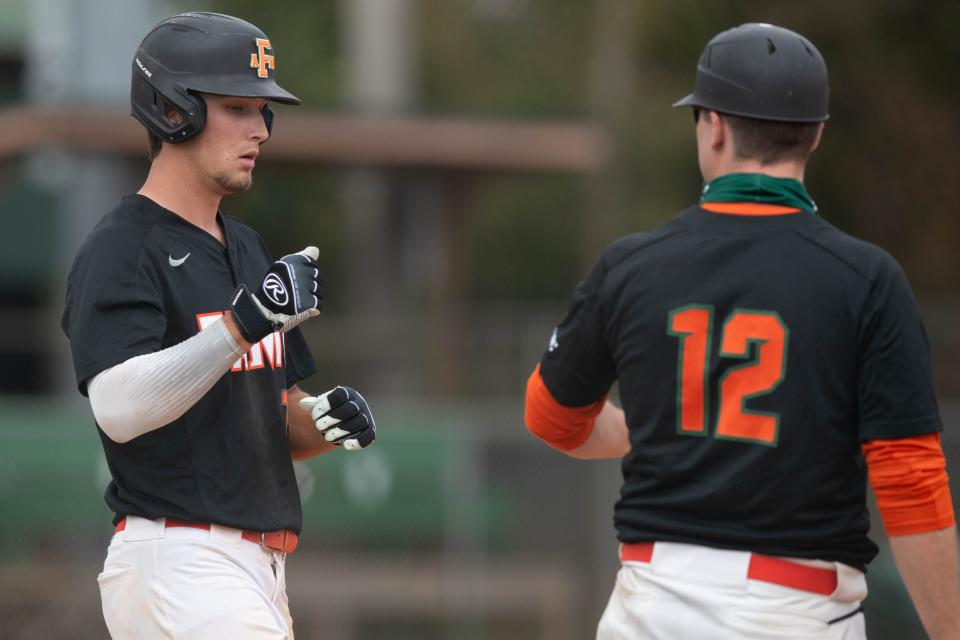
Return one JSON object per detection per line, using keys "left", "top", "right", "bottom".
{"left": 0, "top": 0, "right": 958, "bottom": 638}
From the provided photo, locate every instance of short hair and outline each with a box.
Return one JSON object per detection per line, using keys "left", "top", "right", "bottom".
{"left": 723, "top": 113, "right": 821, "bottom": 165}
{"left": 147, "top": 131, "right": 163, "bottom": 161}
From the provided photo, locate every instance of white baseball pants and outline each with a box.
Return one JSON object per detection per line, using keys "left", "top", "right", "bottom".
{"left": 97, "top": 515, "right": 293, "bottom": 639}
{"left": 597, "top": 541, "right": 867, "bottom": 640}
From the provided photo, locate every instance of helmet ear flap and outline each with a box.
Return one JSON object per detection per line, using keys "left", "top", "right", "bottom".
{"left": 262, "top": 105, "right": 274, "bottom": 136}
{"left": 184, "top": 92, "right": 207, "bottom": 139}
{"left": 160, "top": 91, "right": 205, "bottom": 142}
{"left": 130, "top": 73, "right": 207, "bottom": 143}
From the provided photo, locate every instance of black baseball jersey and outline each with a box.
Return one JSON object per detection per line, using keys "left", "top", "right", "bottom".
{"left": 61, "top": 194, "right": 317, "bottom": 533}
{"left": 539, "top": 204, "right": 942, "bottom": 570}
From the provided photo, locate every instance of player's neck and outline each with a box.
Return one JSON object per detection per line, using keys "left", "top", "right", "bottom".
{"left": 706, "top": 157, "right": 807, "bottom": 184}
{"left": 138, "top": 154, "right": 226, "bottom": 242}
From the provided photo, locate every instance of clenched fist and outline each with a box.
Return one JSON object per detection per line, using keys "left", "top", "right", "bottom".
{"left": 299, "top": 386, "right": 376, "bottom": 451}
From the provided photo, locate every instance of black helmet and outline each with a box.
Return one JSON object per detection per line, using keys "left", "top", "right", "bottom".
{"left": 131, "top": 12, "right": 301, "bottom": 143}
{"left": 673, "top": 23, "right": 828, "bottom": 122}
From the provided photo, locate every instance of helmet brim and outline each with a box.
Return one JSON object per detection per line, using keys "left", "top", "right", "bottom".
{"left": 672, "top": 94, "right": 698, "bottom": 109}
{"left": 200, "top": 86, "right": 302, "bottom": 106}
{"left": 671, "top": 92, "right": 829, "bottom": 122}
{"left": 186, "top": 75, "right": 302, "bottom": 105}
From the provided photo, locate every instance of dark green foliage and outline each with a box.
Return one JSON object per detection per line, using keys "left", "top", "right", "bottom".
{"left": 466, "top": 174, "right": 584, "bottom": 299}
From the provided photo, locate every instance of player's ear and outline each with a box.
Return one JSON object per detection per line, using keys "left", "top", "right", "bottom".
{"left": 709, "top": 111, "right": 726, "bottom": 151}
{"left": 809, "top": 122, "right": 826, "bottom": 154}
{"left": 163, "top": 100, "right": 184, "bottom": 126}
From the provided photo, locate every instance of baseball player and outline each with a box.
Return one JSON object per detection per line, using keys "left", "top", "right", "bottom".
{"left": 524, "top": 23, "right": 960, "bottom": 639}
{"left": 61, "top": 13, "right": 376, "bottom": 639}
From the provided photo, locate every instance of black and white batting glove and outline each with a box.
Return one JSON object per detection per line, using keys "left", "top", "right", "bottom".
{"left": 230, "top": 246, "right": 323, "bottom": 343}
{"left": 299, "top": 386, "right": 376, "bottom": 451}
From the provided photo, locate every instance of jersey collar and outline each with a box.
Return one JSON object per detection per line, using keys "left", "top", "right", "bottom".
{"left": 700, "top": 173, "right": 817, "bottom": 214}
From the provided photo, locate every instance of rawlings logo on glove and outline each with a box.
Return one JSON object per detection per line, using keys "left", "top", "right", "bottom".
{"left": 262, "top": 273, "right": 289, "bottom": 307}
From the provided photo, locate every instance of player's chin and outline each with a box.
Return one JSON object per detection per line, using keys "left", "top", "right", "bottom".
{"left": 213, "top": 171, "right": 254, "bottom": 194}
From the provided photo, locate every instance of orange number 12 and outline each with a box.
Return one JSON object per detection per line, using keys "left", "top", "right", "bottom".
{"left": 668, "top": 306, "right": 788, "bottom": 446}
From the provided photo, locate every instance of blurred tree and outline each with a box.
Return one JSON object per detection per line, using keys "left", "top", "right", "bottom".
{"left": 420, "top": 0, "right": 592, "bottom": 118}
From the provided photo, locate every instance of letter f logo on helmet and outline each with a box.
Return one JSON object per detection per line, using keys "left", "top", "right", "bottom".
{"left": 250, "top": 38, "right": 275, "bottom": 78}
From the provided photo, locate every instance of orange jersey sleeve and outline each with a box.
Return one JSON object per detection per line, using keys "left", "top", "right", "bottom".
{"left": 862, "top": 433, "right": 955, "bottom": 537}
{"left": 525, "top": 364, "right": 606, "bottom": 452}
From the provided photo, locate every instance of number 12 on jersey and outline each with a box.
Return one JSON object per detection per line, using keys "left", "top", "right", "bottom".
{"left": 668, "top": 305, "right": 789, "bottom": 446}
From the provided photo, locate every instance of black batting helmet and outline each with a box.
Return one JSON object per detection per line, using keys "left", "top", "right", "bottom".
{"left": 131, "top": 12, "right": 301, "bottom": 143}
{"left": 673, "top": 23, "right": 829, "bottom": 123}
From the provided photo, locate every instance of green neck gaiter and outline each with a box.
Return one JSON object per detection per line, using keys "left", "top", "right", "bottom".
{"left": 700, "top": 173, "right": 817, "bottom": 212}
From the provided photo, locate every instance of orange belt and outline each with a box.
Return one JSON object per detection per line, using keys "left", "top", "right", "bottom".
{"left": 114, "top": 517, "right": 298, "bottom": 554}
{"left": 621, "top": 542, "right": 837, "bottom": 596}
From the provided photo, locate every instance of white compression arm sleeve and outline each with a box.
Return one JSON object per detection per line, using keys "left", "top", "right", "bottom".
{"left": 87, "top": 318, "right": 247, "bottom": 443}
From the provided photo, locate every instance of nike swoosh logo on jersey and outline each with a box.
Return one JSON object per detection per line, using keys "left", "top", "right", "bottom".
{"left": 168, "top": 253, "right": 190, "bottom": 267}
